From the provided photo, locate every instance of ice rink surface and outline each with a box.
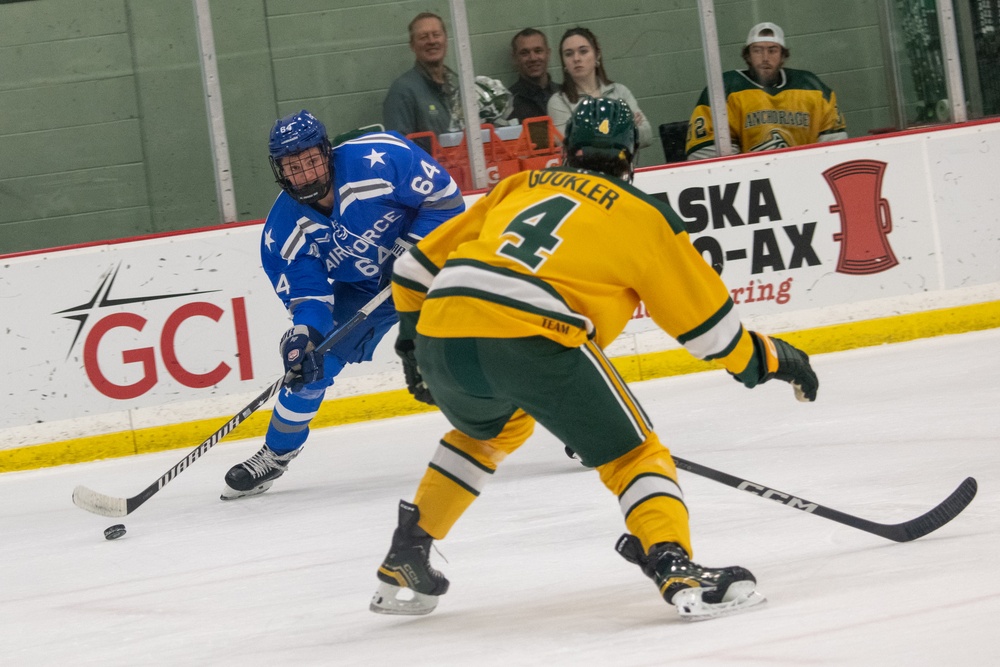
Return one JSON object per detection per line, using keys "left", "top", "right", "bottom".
{"left": 1, "top": 329, "right": 998, "bottom": 666}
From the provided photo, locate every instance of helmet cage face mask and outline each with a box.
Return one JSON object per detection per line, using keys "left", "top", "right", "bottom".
{"left": 268, "top": 110, "right": 333, "bottom": 205}
{"left": 269, "top": 143, "right": 332, "bottom": 205}
{"left": 562, "top": 97, "right": 639, "bottom": 182}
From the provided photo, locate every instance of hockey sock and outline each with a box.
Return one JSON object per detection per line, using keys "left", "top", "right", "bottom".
{"left": 597, "top": 434, "right": 692, "bottom": 557}
{"left": 412, "top": 430, "right": 503, "bottom": 538}
{"left": 411, "top": 415, "right": 532, "bottom": 538}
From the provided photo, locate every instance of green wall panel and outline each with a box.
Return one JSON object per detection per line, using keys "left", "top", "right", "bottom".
{"left": 0, "top": 121, "right": 143, "bottom": 180}
{"left": 272, "top": 45, "right": 411, "bottom": 101}
{"left": 0, "top": 208, "right": 153, "bottom": 254}
{"left": 267, "top": 5, "right": 406, "bottom": 56}
{"left": 0, "top": 164, "right": 149, "bottom": 226}
{"left": 0, "top": 35, "right": 134, "bottom": 91}
{"left": 265, "top": 0, "right": 390, "bottom": 16}
{"left": 278, "top": 90, "right": 388, "bottom": 138}
{"left": 0, "top": 78, "right": 138, "bottom": 134}
{"left": 0, "top": 0, "right": 126, "bottom": 47}
{"left": 125, "top": 1, "right": 218, "bottom": 233}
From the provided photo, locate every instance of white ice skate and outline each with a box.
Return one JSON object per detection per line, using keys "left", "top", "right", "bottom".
{"left": 370, "top": 579, "right": 441, "bottom": 616}
{"left": 671, "top": 579, "right": 766, "bottom": 621}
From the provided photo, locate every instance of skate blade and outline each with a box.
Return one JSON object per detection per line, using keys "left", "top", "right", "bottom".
{"left": 369, "top": 581, "right": 439, "bottom": 616}
{"left": 673, "top": 581, "right": 767, "bottom": 621}
{"left": 219, "top": 480, "right": 274, "bottom": 501}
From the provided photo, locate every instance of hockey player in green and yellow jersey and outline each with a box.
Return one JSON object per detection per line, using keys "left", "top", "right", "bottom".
{"left": 686, "top": 22, "right": 847, "bottom": 160}
{"left": 370, "top": 97, "right": 819, "bottom": 621}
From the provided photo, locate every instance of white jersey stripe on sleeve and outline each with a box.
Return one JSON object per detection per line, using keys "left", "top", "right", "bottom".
{"left": 422, "top": 179, "right": 464, "bottom": 210}
{"left": 682, "top": 308, "right": 744, "bottom": 360}
{"left": 393, "top": 252, "right": 435, "bottom": 290}
{"left": 341, "top": 134, "right": 411, "bottom": 150}
{"left": 424, "top": 179, "right": 458, "bottom": 203}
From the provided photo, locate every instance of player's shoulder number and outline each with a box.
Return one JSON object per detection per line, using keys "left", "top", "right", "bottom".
{"left": 275, "top": 273, "right": 291, "bottom": 295}
{"left": 411, "top": 160, "right": 440, "bottom": 195}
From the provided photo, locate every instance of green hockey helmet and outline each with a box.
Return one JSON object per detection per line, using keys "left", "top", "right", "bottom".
{"left": 563, "top": 97, "right": 639, "bottom": 180}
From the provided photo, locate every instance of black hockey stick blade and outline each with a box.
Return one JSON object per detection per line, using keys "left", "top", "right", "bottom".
{"left": 72, "top": 286, "right": 392, "bottom": 518}
{"left": 672, "top": 456, "right": 977, "bottom": 543}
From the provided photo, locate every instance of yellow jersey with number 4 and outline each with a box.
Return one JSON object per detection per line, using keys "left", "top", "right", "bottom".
{"left": 391, "top": 167, "right": 759, "bottom": 379}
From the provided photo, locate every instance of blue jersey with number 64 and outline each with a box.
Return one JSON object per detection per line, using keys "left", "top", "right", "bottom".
{"left": 260, "top": 131, "right": 465, "bottom": 336}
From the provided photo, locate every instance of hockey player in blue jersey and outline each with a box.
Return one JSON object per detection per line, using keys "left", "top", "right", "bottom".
{"left": 221, "top": 109, "right": 465, "bottom": 500}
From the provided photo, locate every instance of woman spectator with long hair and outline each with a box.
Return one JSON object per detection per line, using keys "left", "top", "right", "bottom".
{"left": 547, "top": 27, "right": 652, "bottom": 148}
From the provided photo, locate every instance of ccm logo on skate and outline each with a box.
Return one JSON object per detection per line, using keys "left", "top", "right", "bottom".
{"left": 737, "top": 481, "right": 818, "bottom": 512}
{"left": 402, "top": 564, "right": 422, "bottom": 586}
{"left": 77, "top": 298, "right": 253, "bottom": 400}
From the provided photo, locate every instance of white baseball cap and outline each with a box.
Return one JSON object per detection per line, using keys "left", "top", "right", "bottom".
{"left": 746, "top": 22, "right": 785, "bottom": 47}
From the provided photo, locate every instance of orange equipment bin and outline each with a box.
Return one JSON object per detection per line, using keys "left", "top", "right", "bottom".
{"left": 408, "top": 116, "right": 563, "bottom": 192}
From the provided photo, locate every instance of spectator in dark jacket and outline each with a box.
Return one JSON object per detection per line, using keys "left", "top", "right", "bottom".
{"left": 508, "top": 28, "right": 560, "bottom": 123}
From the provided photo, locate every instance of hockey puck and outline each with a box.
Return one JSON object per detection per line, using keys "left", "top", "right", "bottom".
{"left": 104, "top": 524, "right": 126, "bottom": 540}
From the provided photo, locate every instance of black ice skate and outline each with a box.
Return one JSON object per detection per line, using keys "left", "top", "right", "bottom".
{"left": 616, "top": 533, "right": 765, "bottom": 620}
{"left": 220, "top": 444, "right": 301, "bottom": 500}
{"left": 370, "top": 500, "right": 450, "bottom": 616}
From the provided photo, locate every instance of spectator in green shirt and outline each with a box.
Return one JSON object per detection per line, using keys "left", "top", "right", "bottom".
{"left": 383, "top": 12, "right": 463, "bottom": 136}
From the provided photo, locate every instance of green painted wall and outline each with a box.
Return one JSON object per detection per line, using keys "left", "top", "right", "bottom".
{"left": 0, "top": 0, "right": 901, "bottom": 253}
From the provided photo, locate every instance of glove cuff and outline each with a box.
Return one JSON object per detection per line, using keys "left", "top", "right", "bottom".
{"left": 753, "top": 332, "right": 780, "bottom": 380}
{"left": 729, "top": 331, "right": 770, "bottom": 389}
{"left": 281, "top": 324, "right": 326, "bottom": 356}
{"left": 297, "top": 324, "right": 326, "bottom": 347}
{"left": 394, "top": 336, "right": 416, "bottom": 354}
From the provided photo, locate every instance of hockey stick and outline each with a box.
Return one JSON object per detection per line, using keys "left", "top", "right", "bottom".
{"left": 72, "top": 286, "right": 393, "bottom": 518}
{"left": 672, "top": 456, "right": 977, "bottom": 543}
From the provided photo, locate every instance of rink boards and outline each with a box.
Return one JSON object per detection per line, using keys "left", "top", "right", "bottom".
{"left": 2, "top": 120, "right": 999, "bottom": 470}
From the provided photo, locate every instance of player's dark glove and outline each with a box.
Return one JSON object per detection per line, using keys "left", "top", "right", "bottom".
{"left": 394, "top": 337, "right": 434, "bottom": 405}
{"left": 748, "top": 332, "right": 819, "bottom": 402}
{"left": 280, "top": 324, "right": 326, "bottom": 392}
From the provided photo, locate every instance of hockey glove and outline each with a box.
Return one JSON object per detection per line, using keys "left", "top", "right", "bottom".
{"left": 748, "top": 332, "right": 819, "bottom": 402}
{"left": 395, "top": 337, "right": 434, "bottom": 406}
{"left": 280, "top": 324, "right": 326, "bottom": 392}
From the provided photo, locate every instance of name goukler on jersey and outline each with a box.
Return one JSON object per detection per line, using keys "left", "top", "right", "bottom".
{"left": 528, "top": 170, "right": 620, "bottom": 210}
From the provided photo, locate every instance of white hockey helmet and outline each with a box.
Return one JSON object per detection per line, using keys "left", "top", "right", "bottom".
{"left": 475, "top": 76, "right": 514, "bottom": 125}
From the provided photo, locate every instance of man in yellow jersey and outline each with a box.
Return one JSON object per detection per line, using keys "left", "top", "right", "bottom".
{"left": 686, "top": 22, "right": 848, "bottom": 160}
{"left": 370, "top": 98, "right": 819, "bottom": 621}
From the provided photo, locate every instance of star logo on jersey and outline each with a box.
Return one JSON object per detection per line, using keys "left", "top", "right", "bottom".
{"left": 264, "top": 229, "right": 275, "bottom": 250}
{"left": 364, "top": 149, "right": 386, "bottom": 167}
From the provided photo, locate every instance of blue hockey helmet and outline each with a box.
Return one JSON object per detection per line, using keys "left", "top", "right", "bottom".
{"left": 268, "top": 110, "right": 333, "bottom": 204}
